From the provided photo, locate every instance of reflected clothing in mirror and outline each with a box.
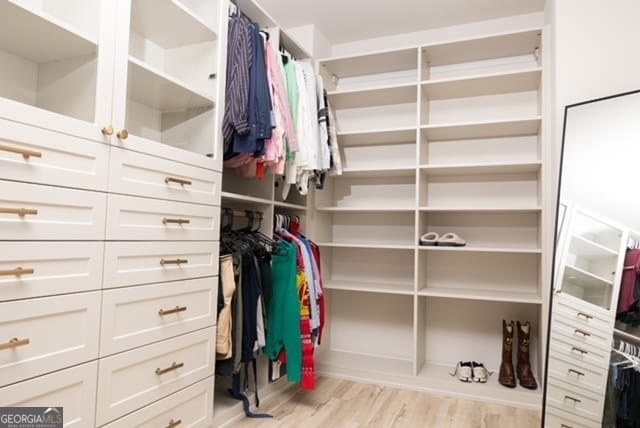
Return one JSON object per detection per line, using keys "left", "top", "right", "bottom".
{"left": 603, "top": 351, "right": 640, "bottom": 427}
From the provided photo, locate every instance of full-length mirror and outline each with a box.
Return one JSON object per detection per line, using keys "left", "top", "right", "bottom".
{"left": 544, "top": 89, "right": 640, "bottom": 427}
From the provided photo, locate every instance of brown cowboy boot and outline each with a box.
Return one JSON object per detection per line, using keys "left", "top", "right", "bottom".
{"left": 516, "top": 321, "right": 538, "bottom": 390}
{"left": 499, "top": 320, "right": 516, "bottom": 388}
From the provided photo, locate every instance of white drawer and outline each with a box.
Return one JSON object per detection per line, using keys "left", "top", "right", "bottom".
{"left": 103, "top": 377, "right": 214, "bottom": 428}
{"left": 109, "top": 147, "right": 221, "bottom": 206}
{"left": 0, "top": 181, "right": 107, "bottom": 240}
{"left": 551, "top": 313, "right": 611, "bottom": 353}
{"left": 545, "top": 405, "right": 601, "bottom": 428}
{"left": 0, "top": 118, "right": 109, "bottom": 191}
{"left": 553, "top": 294, "right": 611, "bottom": 334}
{"left": 0, "top": 242, "right": 103, "bottom": 301}
{"left": 547, "top": 350, "right": 608, "bottom": 395}
{"left": 96, "top": 327, "right": 216, "bottom": 426}
{"left": 103, "top": 241, "right": 219, "bottom": 289}
{"left": 0, "top": 292, "right": 101, "bottom": 387}
{"left": 0, "top": 361, "right": 98, "bottom": 427}
{"left": 100, "top": 278, "right": 218, "bottom": 356}
{"left": 546, "top": 377, "right": 603, "bottom": 423}
{"left": 105, "top": 194, "right": 219, "bottom": 241}
{"left": 550, "top": 328, "right": 610, "bottom": 370}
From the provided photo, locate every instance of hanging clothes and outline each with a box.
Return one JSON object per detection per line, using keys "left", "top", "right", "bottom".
{"left": 603, "top": 344, "right": 640, "bottom": 427}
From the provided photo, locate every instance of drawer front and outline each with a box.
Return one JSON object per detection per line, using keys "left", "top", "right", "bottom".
{"left": 545, "top": 405, "right": 601, "bottom": 428}
{"left": 105, "top": 194, "right": 219, "bottom": 241}
{"left": 554, "top": 294, "right": 611, "bottom": 334}
{"left": 547, "top": 378, "right": 603, "bottom": 423}
{"left": 0, "top": 118, "right": 109, "bottom": 191}
{"left": 0, "top": 292, "right": 101, "bottom": 387}
{"left": 100, "top": 278, "right": 218, "bottom": 356}
{"left": 547, "top": 351, "right": 608, "bottom": 395}
{"left": 0, "top": 361, "right": 98, "bottom": 427}
{"left": 552, "top": 313, "right": 611, "bottom": 352}
{"left": 103, "top": 241, "right": 219, "bottom": 289}
{"left": 96, "top": 327, "right": 215, "bottom": 426}
{"left": 103, "top": 377, "right": 214, "bottom": 428}
{"left": 550, "top": 330, "right": 610, "bottom": 370}
{"left": 109, "top": 147, "right": 221, "bottom": 206}
{"left": 0, "top": 242, "right": 104, "bottom": 301}
{"left": 0, "top": 181, "right": 107, "bottom": 240}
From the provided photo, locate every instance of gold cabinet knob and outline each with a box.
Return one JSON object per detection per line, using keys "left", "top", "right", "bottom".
{"left": 117, "top": 129, "right": 129, "bottom": 140}
{"left": 101, "top": 126, "right": 114, "bottom": 136}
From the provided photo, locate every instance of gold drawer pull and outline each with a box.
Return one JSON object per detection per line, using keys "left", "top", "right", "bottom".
{"left": 162, "top": 218, "right": 190, "bottom": 225}
{"left": 574, "top": 329, "right": 591, "bottom": 337}
{"left": 577, "top": 312, "right": 593, "bottom": 320}
{"left": 568, "top": 368, "right": 585, "bottom": 377}
{"left": 160, "top": 258, "right": 188, "bottom": 266}
{"left": 571, "top": 347, "right": 588, "bottom": 355}
{"left": 0, "top": 143, "right": 42, "bottom": 159}
{"left": 564, "top": 395, "right": 581, "bottom": 404}
{"left": 155, "top": 361, "right": 184, "bottom": 375}
{"left": 0, "top": 337, "right": 30, "bottom": 351}
{"left": 159, "top": 306, "right": 187, "bottom": 316}
{"left": 165, "top": 177, "right": 192, "bottom": 186}
{"left": 0, "top": 267, "right": 34, "bottom": 276}
{"left": 166, "top": 419, "right": 182, "bottom": 428}
{"left": 561, "top": 424, "right": 573, "bottom": 428}
{"left": 0, "top": 208, "right": 38, "bottom": 216}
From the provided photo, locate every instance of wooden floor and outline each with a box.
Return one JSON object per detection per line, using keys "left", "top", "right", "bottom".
{"left": 229, "top": 377, "right": 541, "bottom": 428}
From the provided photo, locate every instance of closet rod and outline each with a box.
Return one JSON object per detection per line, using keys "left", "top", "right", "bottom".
{"left": 615, "top": 328, "right": 640, "bottom": 345}
{"left": 222, "top": 209, "right": 264, "bottom": 219}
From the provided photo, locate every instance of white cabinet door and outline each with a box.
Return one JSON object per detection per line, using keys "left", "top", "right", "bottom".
{"left": 0, "top": 361, "right": 98, "bottom": 428}
{"left": 105, "top": 194, "right": 219, "bottom": 241}
{"left": 0, "top": 292, "right": 101, "bottom": 387}
{"left": 0, "top": 118, "right": 110, "bottom": 191}
{"left": 100, "top": 277, "right": 218, "bottom": 356}
{"left": 96, "top": 327, "right": 216, "bottom": 426}
{"left": 0, "top": 181, "right": 107, "bottom": 240}
{"left": 103, "top": 377, "right": 214, "bottom": 428}
{"left": 0, "top": 242, "right": 104, "bottom": 301}
{"left": 0, "top": 0, "right": 117, "bottom": 143}
{"left": 109, "top": 146, "right": 221, "bottom": 205}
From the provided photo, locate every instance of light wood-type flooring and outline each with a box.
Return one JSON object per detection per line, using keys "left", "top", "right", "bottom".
{"left": 229, "top": 377, "right": 541, "bottom": 428}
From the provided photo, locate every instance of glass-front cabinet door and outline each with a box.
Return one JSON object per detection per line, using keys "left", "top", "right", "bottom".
{"left": 0, "top": 0, "right": 117, "bottom": 142}
{"left": 111, "top": 0, "right": 225, "bottom": 170}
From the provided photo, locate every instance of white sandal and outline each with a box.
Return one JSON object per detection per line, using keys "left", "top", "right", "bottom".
{"left": 437, "top": 232, "right": 467, "bottom": 247}
{"left": 471, "top": 361, "right": 492, "bottom": 383}
{"left": 450, "top": 361, "right": 473, "bottom": 383}
{"left": 420, "top": 232, "right": 439, "bottom": 246}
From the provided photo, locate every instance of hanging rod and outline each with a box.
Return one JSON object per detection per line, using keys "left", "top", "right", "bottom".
{"left": 222, "top": 208, "right": 264, "bottom": 219}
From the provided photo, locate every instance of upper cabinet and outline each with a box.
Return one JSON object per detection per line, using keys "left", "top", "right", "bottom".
{"left": 0, "top": 0, "right": 228, "bottom": 170}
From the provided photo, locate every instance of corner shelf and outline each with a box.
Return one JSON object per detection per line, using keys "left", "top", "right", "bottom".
{"left": 421, "top": 117, "right": 542, "bottom": 141}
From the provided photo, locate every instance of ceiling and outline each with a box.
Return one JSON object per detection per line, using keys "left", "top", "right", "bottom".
{"left": 256, "top": 0, "right": 544, "bottom": 45}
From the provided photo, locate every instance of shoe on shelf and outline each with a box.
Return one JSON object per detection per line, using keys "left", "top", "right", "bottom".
{"left": 499, "top": 320, "right": 517, "bottom": 388}
{"left": 437, "top": 232, "right": 467, "bottom": 247}
{"left": 517, "top": 321, "right": 538, "bottom": 390}
{"left": 450, "top": 361, "right": 473, "bottom": 383}
{"left": 419, "top": 232, "right": 439, "bottom": 246}
{"left": 471, "top": 361, "right": 492, "bottom": 383}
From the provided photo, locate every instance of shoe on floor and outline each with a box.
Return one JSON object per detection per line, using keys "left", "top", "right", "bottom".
{"left": 450, "top": 361, "right": 473, "bottom": 383}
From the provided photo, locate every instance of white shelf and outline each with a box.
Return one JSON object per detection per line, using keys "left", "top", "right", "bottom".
{"left": 324, "top": 280, "right": 414, "bottom": 295}
{"left": 317, "top": 350, "right": 415, "bottom": 377}
{"left": 0, "top": 1, "right": 97, "bottom": 63}
{"left": 418, "top": 287, "right": 542, "bottom": 304}
{"left": 327, "top": 83, "right": 417, "bottom": 109}
{"left": 221, "top": 191, "right": 272, "bottom": 205}
{"left": 418, "top": 246, "right": 542, "bottom": 254}
{"left": 569, "top": 235, "right": 619, "bottom": 257}
{"left": 422, "top": 68, "right": 542, "bottom": 100}
{"left": 337, "top": 127, "right": 417, "bottom": 146}
{"left": 564, "top": 265, "right": 614, "bottom": 288}
{"left": 273, "top": 200, "right": 307, "bottom": 211}
{"left": 340, "top": 167, "right": 416, "bottom": 178}
{"left": 316, "top": 207, "right": 416, "bottom": 213}
{"left": 318, "top": 242, "right": 415, "bottom": 250}
{"left": 128, "top": 56, "right": 214, "bottom": 112}
{"left": 130, "top": 0, "right": 217, "bottom": 48}
{"left": 422, "top": 29, "right": 541, "bottom": 66}
{"left": 420, "top": 206, "right": 542, "bottom": 214}
{"left": 420, "top": 161, "right": 541, "bottom": 176}
{"left": 320, "top": 48, "right": 418, "bottom": 78}
{"left": 422, "top": 117, "right": 542, "bottom": 141}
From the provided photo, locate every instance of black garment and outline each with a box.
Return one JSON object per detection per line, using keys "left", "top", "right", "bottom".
{"left": 217, "top": 275, "right": 225, "bottom": 317}
{"left": 257, "top": 252, "right": 273, "bottom": 312}
{"left": 241, "top": 252, "right": 261, "bottom": 363}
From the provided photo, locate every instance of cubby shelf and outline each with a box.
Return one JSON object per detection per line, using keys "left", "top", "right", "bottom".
{"left": 419, "top": 161, "right": 541, "bottom": 176}
{"left": 320, "top": 48, "right": 418, "bottom": 78}
{"left": 418, "top": 246, "right": 542, "bottom": 254}
{"left": 564, "top": 265, "right": 614, "bottom": 288}
{"left": 316, "top": 207, "right": 416, "bottom": 212}
{"left": 421, "top": 117, "right": 542, "bottom": 141}
{"left": 318, "top": 242, "right": 415, "bottom": 250}
{"left": 327, "top": 83, "right": 417, "bottom": 109}
{"left": 419, "top": 206, "right": 542, "bottom": 214}
{"left": 340, "top": 167, "right": 417, "bottom": 178}
{"left": 324, "top": 280, "right": 414, "bottom": 295}
{"left": 418, "top": 287, "right": 542, "bottom": 304}
{"left": 337, "top": 127, "right": 417, "bottom": 146}
{"left": 0, "top": 1, "right": 97, "bottom": 63}
{"left": 221, "top": 191, "right": 272, "bottom": 206}
{"left": 273, "top": 200, "right": 307, "bottom": 211}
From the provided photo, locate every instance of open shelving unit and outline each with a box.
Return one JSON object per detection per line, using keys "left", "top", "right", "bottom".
{"left": 313, "top": 27, "right": 546, "bottom": 408}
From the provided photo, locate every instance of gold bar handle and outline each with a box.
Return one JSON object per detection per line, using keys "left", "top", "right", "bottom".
{"left": 574, "top": 329, "right": 591, "bottom": 337}
{"left": 0, "top": 337, "right": 30, "bottom": 351}
{"left": 162, "top": 218, "right": 190, "bottom": 225}
{"left": 561, "top": 424, "right": 573, "bottom": 428}
{"left": 0, "top": 143, "right": 42, "bottom": 159}
{"left": 160, "top": 258, "right": 188, "bottom": 266}
{"left": 577, "top": 312, "right": 593, "bottom": 320}
{"left": 568, "top": 368, "right": 585, "bottom": 377}
{"left": 166, "top": 419, "right": 182, "bottom": 428}
{"left": 155, "top": 361, "right": 184, "bottom": 375}
{"left": 564, "top": 395, "right": 582, "bottom": 404}
{"left": 0, "top": 267, "right": 35, "bottom": 276}
{"left": 158, "top": 306, "right": 187, "bottom": 316}
{"left": 0, "top": 208, "right": 38, "bottom": 216}
{"left": 165, "top": 177, "right": 192, "bottom": 186}
{"left": 571, "top": 347, "right": 588, "bottom": 355}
